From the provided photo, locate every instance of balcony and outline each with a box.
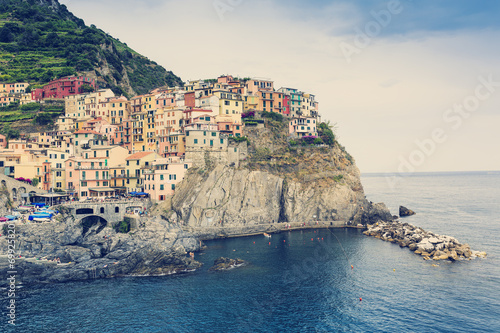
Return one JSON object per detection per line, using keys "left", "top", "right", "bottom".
{"left": 75, "top": 165, "right": 109, "bottom": 170}
{"left": 110, "top": 173, "right": 126, "bottom": 179}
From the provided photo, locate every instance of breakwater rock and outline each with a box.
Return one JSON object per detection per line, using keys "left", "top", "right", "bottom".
{"left": 209, "top": 257, "right": 247, "bottom": 271}
{"left": 0, "top": 215, "right": 202, "bottom": 286}
{"left": 363, "top": 221, "right": 487, "bottom": 261}
{"left": 399, "top": 206, "right": 416, "bottom": 217}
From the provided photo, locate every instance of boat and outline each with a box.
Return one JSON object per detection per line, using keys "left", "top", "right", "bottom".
{"left": 33, "top": 217, "right": 51, "bottom": 222}
{"left": 263, "top": 233, "right": 272, "bottom": 238}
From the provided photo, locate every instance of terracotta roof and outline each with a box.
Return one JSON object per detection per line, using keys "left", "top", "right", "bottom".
{"left": 126, "top": 151, "right": 154, "bottom": 160}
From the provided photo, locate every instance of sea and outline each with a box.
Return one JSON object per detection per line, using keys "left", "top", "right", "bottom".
{"left": 1, "top": 171, "right": 499, "bottom": 332}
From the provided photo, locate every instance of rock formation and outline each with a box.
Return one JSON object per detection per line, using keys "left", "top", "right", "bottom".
{"left": 399, "top": 206, "right": 416, "bottom": 217}
{"left": 363, "top": 221, "right": 486, "bottom": 261}
{"left": 0, "top": 213, "right": 201, "bottom": 286}
{"left": 170, "top": 120, "right": 394, "bottom": 238}
{"left": 209, "top": 257, "right": 247, "bottom": 271}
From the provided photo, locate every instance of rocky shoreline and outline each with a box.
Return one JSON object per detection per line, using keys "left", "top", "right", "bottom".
{"left": 363, "top": 221, "right": 486, "bottom": 261}
{"left": 0, "top": 214, "right": 202, "bottom": 286}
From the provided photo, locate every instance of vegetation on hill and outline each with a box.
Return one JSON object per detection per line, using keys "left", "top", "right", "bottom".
{"left": 0, "top": 0, "right": 182, "bottom": 96}
{"left": 0, "top": 100, "right": 63, "bottom": 136}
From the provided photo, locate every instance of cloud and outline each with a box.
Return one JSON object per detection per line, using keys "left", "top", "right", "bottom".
{"left": 62, "top": 0, "right": 500, "bottom": 172}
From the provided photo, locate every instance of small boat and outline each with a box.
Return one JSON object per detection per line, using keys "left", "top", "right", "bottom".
{"left": 33, "top": 217, "right": 51, "bottom": 222}
{"left": 263, "top": 233, "right": 272, "bottom": 238}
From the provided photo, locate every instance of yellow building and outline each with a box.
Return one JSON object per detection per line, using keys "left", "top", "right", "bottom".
{"left": 132, "top": 112, "right": 146, "bottom": 153}
{"left": 214, "top": 90, "right": 243, "bottom": 124}
{"left": 243, "top": 95, "right": 259, "bottom": 111}
{"left": 105, "top": 96, "right": 130, "bottom": 125}
{"left": 125, "top": 151, "right": 160, "bottom": 191}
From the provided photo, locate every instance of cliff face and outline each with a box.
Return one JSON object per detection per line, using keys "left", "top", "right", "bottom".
{"left": 171, "top": 121, "right": 393, "bottom": 234}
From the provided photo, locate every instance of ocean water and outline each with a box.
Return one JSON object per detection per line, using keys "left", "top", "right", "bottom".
{"left": 1, "top": 172, "right": 499, "bottom": 332}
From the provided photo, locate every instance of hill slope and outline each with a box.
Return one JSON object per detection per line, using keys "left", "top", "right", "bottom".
{"left": 0, "top": 0, "right": 182, "bottom": 95}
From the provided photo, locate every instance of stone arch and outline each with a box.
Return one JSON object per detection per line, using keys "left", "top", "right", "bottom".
{"left": 1, "top": 180, "right": 6, "bottom": 188}
{"left": 11, "top": 188, "right": 17, "bottom": 199}
{"left": 76, "top": 208, "right": 94, "bottom": 215}
{"left": 18, "top": 187, "right": 26, "bottom": 196}
{"left": 79, "top": 215, "right": 108, "bottom": 236}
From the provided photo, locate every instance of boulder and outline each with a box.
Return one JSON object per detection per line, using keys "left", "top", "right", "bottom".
{"left": 448, "top": 250, "right": 458, "bottom": 261}
{"left": 417, "top": 241, "right": 435, "bottom": 253}
{"left": 209, "top": 257, "right": 247, "bottom": 271}
{"left": 428, "top": 237, "right": 440, "bottom": 244}
{"left": 408, "top": 243, "right": 418, "bottom": 251}
{"left": 399, "top": 206, "right": 416, "bottom": 217}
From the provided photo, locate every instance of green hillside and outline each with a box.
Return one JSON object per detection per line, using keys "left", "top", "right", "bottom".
{"left": 0, "top": 0, "right": 182, "bottom": 96}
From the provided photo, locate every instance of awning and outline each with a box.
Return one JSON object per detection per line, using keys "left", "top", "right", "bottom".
{"left": 89, "top": 187, "right": 117, "bottom": 192}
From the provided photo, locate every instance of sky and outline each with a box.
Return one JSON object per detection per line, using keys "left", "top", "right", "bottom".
{"left": 60, "top": 0, "right": 500, "bottom": 173}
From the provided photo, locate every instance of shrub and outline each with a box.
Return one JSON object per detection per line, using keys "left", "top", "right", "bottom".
{"left": 261, "top": 111, "right": 283, "bottom": 122}
{"left": 242, "top": 111, "right": 255, "bottom": 119}
{"left": 115, "top": 220, "right": 130, "bottom": 233}
{"left": 289, "top": 140, "right": 298, "bottom": 146}
{"left": 20, "top": 102, "right": 41, "bottom": 112}
{"left": 301, "top": 135, "right": 317, "bottom": 145}
{"left": 313, "top": 137, "right": 324, "bottom": 145}
{"left": 333, "top": 175, "right": 344, "bottom": 182}
{"left": 229, "top": 136, "right": 248, "bottom": 143}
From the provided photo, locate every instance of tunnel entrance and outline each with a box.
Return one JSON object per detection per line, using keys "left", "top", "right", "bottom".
{"left": 80, "top": 215, "right": 108, "bottom": 236}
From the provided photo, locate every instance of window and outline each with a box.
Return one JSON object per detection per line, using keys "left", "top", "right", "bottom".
{"left": 69, "top": 171, "right": 72, "bottom": 177}
{"left": 160, "top": 175, "right": 164, "bottom": 180}
{"left": 194, "top": 139, "right": 198, "bottom": 144}
{"left": 184, "top": 164, "right": 188, "bottom": 169}
{"left": 171, "top": 184, "right": 175, "bottom": 190}
{"left": 61, "top": 154, "right": 65, "bottom": 159}
{"left": 56, "top": 182, "right": 61, "bottom": 188}
{"left": 56, "top": 171, "right": 62, "bottom": 177}
{"left": 220, "top": 139, "right": 224, "bottom": 144}
{"left": 81, "top": 181, "right": 87, "bottom": 186}
{"left": 160, "top": 184, "right": 164, "bottom": 190}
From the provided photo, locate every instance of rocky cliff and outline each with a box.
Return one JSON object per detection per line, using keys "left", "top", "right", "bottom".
{"left": 171, "top": 120, "right": 393, "bottom": 237}
{"left": 0, "top": 212, "right": 201, "bottom": 286}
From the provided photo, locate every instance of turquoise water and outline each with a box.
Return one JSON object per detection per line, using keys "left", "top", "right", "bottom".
{"left": 1, "top": 172, "right": 499, "bottom": 332}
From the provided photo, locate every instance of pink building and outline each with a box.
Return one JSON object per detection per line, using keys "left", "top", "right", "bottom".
{"left": 143, "top": 157, "right": 192, "bottom": 201}
{"left": 217, "top": 121, "right": 242, "bottom": 137}
{"left": 65, "top": 157, "right": 115, "bottom": 199}
{"left": 289, "top": 117, "right": 318, "bottom": 138}
{"left": 0, "top": 134, "right": 7, "bottom": 149}
{"left": 32, "top": 76, "right": 97, "bottom": 101}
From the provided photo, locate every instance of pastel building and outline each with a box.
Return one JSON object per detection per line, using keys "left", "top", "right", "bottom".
{"left": 143, "top": 157, "right": 192, "bottom": 201}
{"left": 289, "top": 117, "right": 318, "bottom": 138}
{"left": 125, "top": 151, "right": 160, "bottom": 192}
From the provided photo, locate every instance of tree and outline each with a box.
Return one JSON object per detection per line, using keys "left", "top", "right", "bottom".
{"left": 79, "top": 84, "right": 95, "bottom": 93}
{"left": 33, "top": 112, "right": 53, "bottom": 125}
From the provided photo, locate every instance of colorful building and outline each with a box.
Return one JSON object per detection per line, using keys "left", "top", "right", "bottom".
{"left": 32, "top": 76, "right": 97, "bottom": 101}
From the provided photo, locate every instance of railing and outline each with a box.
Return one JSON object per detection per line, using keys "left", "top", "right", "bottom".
{"left": 75, "top": 166, "right": 109, "bottom": 170}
